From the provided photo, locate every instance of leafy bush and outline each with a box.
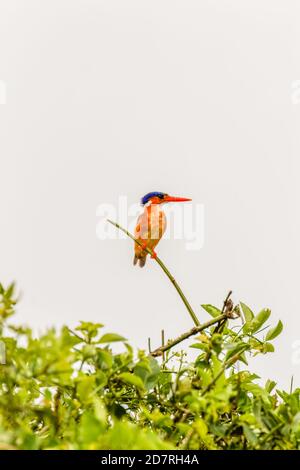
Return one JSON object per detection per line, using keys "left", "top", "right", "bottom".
{"left": 0, "top": 282, "right": 298, "bottom": 450}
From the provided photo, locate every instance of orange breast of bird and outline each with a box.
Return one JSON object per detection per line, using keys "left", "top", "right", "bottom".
{"left": 133, "top": 205, "right": 167, "bottom": 267}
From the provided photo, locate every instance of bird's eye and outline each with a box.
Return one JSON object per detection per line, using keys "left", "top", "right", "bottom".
{"left": 158, "top": 194, "right": 165, "bottom": 199}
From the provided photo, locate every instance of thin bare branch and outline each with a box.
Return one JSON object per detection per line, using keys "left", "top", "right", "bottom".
{"left": 150, "top": 313, "right": 228, "bottom": 357}
{"left": 107, "top": 219, "right": 200, "bottom": 326}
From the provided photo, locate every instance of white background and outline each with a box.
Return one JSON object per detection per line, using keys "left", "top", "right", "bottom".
{"left": 1, "top": 1, "right": 300, "bottom": 388}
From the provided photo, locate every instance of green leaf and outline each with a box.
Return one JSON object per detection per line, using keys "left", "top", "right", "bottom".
{"left": 76, "top": 321, "right": 104, "bottom": 331}
{"left": 242, "top": 382, "right": 269, "bottom": 400}
{"left": 224, "top": 342, "right": 249, "bottom": 362}
{"left": 135, "top": 357, "right": 160, "bottom": 390}
{"left": 189, "top": 343, "right": 208, "bottom": 351}
{"left": 251, "top": 309, "right": 271, "bottom": 333}
{"left": 261, "top": 342, "right": 275, "bottom": 354}
{"left": 96, "top": 370, "right": 107, "bottom": 388}
{"left": 97, "top": 349, "right": 113, "bottom": 369}
{"left": 77, "top": 375, "right": 96, "bottom": 404}
{"left": 242, "top": 424, "right": 258, "bottom": 446}
{"left": 266, "top": 320, "right": 283, "bottom": 341}
{"left": 265, "top": 379, "right": 277, "bottom": 393}
{"left": 119, "top": 372, "right": 145, "bottom": 391}
{"left": 194, "top": 418, "right": 208, "bottom": 439}
{"left": 75, "top": 322, "right": 104, "bottom": 340}
{"left": 244, "top": 308, "right": 271, "bottom": 334}
{"left": 238, "top": 352, "right": 249, "bottom": 366}
{"left": 5, "top": 282, "right": 15, "bottom": 299}
{"left": 79, "top": 412, "right": 103, "bottom": 444}
{"left": 98, "top": 333, "right": 127, "bottom": 343}
{"left": 240, "top": 302, "right": 254, "bottom": 323}
{"left": 201, "top": 304, "right": 221, "bottom": 318}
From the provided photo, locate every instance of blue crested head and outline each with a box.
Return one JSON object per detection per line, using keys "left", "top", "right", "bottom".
{"left": 141, "top": 192, "right": 166, "bottom": 205}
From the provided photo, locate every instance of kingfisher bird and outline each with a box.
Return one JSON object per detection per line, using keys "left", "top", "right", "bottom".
{"left": 133, "top": 191, "right": 192, "bottom": 267}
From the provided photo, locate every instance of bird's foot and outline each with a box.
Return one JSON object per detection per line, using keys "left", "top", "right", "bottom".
{"left": 151, "top": 250, "right": 158, "bottom": 259}
{"left": 140, "top": 241, "right": 148, "bottom": 252}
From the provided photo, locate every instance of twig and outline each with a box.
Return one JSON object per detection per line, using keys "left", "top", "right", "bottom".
{"left": 161, "top": 330, "right": 165, "bottom": 363}
{"left": 213, "top": 290, "right": 233, "bottom": 334}
{"left": 222, "top": 290, "right": 233, "bottom": 314}
{"left": 181, "top": 429, "right": 195, "bottom": 449}
{"left": 107, "top": 219, "right": 200, "bottom": 326}
{"left": 205, "top": 291, "right": 236, "bottom": 363}
{"left": 290, "top": 375, "right": 294, "bottom": 394}
{"left": 150, "top": 313, "right": 228, "bottom": 357}
{"left": 67, "top": 328, "right": 84, "bottom": 342}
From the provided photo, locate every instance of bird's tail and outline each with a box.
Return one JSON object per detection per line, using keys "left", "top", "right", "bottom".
{"left": 133, "top": 255, "right": 147, "bottom": 268}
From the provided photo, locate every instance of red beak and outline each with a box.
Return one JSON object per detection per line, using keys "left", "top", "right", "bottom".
{"left": 164, "top": 196, "right": 192, "bottom": 203}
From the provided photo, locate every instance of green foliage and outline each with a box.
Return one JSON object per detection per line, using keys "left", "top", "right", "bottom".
{"left": 201, "top": 304, "right": 222, "bottom": 318}
{"left": 0, "top": 285, "right": 298, "bottom": 450}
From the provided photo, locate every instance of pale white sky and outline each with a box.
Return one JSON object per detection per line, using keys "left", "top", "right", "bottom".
{"left": 0, "top": 0, "right": 300, "bottom": 389}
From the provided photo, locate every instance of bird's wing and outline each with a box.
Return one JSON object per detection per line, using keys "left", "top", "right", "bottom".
{"left": 134, "top": 211, "right": 149, "bottom": 240}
